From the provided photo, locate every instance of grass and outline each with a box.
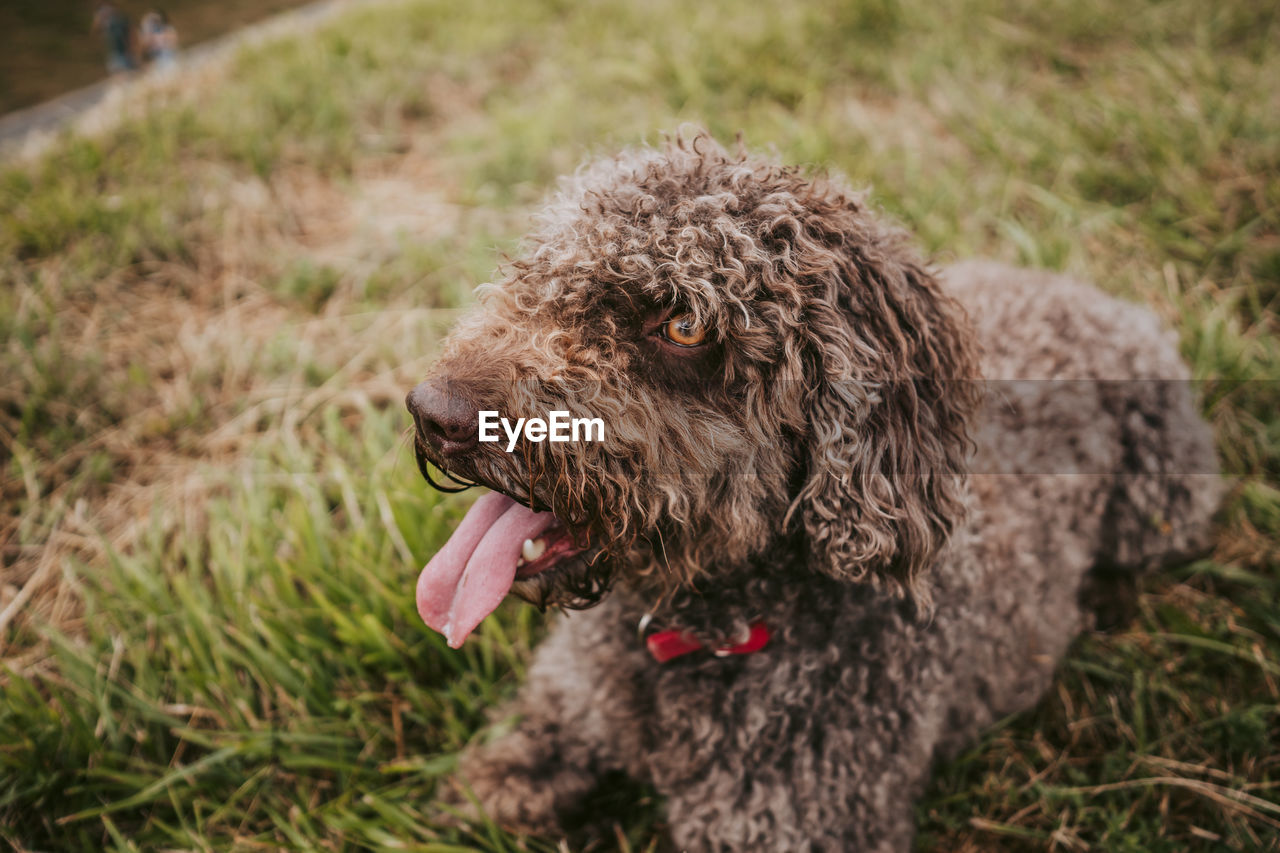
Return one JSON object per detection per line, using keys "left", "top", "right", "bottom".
{"left": 0, "top": 0, "right": 1277, "bottom": 849}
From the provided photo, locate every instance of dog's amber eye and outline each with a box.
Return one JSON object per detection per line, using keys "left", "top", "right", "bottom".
{"left": 663, "top": 314, "right": 707, "bottom": 347}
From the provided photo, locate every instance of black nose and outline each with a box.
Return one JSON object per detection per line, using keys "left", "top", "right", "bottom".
{"left": 407, "top": 379, "right": 479, "bottom": 456}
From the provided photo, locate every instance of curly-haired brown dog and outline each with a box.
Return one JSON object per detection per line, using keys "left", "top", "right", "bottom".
{"left": 405, "top": 134, "right": 1221, "bottom": 851}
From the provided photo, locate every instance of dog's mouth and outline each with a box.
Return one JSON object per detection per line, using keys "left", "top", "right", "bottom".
{"left": 415, "top": 490, "right": 586, "bottom": 648}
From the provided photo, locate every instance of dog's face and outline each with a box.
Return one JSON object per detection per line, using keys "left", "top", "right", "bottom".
{"left": 408, "top": 136, "right": 979, "bottom": 647}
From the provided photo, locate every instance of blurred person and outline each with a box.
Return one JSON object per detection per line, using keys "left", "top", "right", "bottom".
{"left": 92, "top": 2, "right": 137, "bottom": 73}
{"left": 140, "top": 10, "right": 180, "bottom": 73}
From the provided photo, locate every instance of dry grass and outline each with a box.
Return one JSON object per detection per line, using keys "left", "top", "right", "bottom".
{"left": 1, "top": 0, "right": 1276, "bottom": 849}
{"left": 1, "top": 133, "right": 484, "bottom": 662}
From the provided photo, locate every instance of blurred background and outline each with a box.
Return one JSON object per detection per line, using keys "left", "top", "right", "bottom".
{"left": 1, "top": 0, "right": 1277, "bottom": 849}
{"left": 1, "top": 1, "right": 318, "bottom": 115}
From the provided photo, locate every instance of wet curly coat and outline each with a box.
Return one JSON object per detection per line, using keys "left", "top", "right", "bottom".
{"left": 407, "top": 135, "right": 1221, "bottom": 851}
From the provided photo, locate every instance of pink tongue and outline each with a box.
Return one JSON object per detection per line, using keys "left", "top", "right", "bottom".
{"left": 416, "top": 491, "right": 557, "bottom": 648}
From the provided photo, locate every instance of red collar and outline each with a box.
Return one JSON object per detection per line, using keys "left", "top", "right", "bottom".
{"left": 645, "top": 620, "right": 772, "bottom": 663}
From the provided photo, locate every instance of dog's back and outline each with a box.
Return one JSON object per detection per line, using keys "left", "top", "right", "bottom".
{"left": 945, "top": 260, "right": 1220, "bottom": 570}
{"left": 945, "top": 259, "right": 1221, "bottom": 641}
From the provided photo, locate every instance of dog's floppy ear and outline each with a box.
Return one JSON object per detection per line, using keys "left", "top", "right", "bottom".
{"left": 786, "top": 202, "right": 980, "bottom": 600}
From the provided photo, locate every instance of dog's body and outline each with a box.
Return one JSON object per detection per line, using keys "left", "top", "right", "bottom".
{"left": 407, "top": 138, "right": 1220, "bottom": 851}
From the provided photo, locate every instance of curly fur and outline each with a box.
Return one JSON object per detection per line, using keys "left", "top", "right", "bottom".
{"left": 407, "top": 134, "right": 1221, "bottom": 851}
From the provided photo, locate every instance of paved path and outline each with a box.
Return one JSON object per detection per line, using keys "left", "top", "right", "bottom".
{"left": 0, "top": 0, "right": 370, "bottom": 160}
{"left": 0, "top": 78, "right": 121, "bottom": 151}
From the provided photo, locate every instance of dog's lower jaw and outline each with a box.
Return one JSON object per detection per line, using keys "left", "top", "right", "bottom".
{"left": 508, "top": 549, "right": 617, "bottom": 611}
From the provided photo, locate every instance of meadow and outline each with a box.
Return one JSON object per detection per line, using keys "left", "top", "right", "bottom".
{"left": 1, "top": 0, "right": 1277, "bottom": 849}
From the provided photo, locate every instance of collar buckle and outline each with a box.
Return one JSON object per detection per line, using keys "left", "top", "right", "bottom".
{"left": 640, "top": 618, "right": 772, "bottom": 664}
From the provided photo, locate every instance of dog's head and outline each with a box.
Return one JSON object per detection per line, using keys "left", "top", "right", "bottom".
{"left": 407, "top": 134, "right": 979, "bottom": 646}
